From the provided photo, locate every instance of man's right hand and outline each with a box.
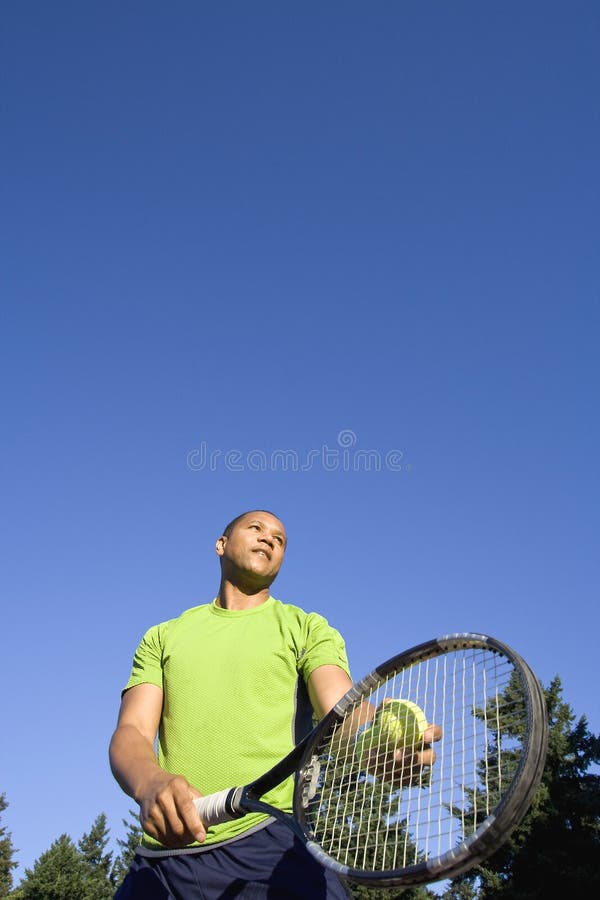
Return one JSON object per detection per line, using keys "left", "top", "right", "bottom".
{"left": 138, "top": 772, "right": 206, "bottom": 847}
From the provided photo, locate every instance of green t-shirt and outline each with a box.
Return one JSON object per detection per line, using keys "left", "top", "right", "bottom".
{"left": 123, "top": 596, "right": 350, "bottom": 850}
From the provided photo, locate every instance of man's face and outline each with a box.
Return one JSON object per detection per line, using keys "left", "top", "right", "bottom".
{"left": 216, "top": 511, "right": 287, "bottom": 587}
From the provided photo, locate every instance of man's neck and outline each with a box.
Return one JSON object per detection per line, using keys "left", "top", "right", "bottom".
{"left": 216, "top": 581, "right": 271, "bottom": 611}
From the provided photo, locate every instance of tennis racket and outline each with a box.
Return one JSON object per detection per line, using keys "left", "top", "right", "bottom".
{"left": 194, "top": 633, "right": 548, "bottom": 889}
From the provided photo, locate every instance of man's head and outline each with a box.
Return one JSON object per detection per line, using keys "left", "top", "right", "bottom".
{"left": 216, "top": 510, "right": 287, "bottom": 592}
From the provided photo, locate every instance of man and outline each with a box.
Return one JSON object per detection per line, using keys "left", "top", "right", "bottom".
{"left": 110, "top": 510, "right": 439, "bottom": 898}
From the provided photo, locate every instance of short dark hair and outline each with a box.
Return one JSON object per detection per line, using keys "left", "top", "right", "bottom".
{"left": 222, "top": 510, "right": 282, "bottom": 539}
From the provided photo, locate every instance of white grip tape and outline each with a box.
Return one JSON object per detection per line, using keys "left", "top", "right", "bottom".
{"left": 194, "top": 789, "right": 235, "bottom": 826}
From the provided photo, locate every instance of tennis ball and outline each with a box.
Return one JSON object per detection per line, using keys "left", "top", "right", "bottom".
{"left": 355, "top": 699, "right": 428, "bottom": 763}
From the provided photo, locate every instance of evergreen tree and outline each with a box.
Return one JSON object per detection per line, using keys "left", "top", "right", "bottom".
{"left": 309, "top": 755, "right": 437, "bottom": 900}
{"left": 110, "top": 809, "right": 142, "bottom": 890}
{"left": 78, "top": 814, "right": 113, "bottom": 899}
{"left": 441, "top": 676, "right": 600, "bottom": 899}
{"left": 0, "top": 794, "right": 18, "bottom": 898}
{"left": 438, "top": 881, "right": 478, "bottom": 900}
{"left": 345, "top": 876, "right": 436, "bottom": 899}
{"left": 16, "top": 834, "right": 89, "bottom": 900}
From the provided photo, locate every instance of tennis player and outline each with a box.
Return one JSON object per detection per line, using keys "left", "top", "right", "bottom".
{"left": 109, "top": 510, "right": 439, "bottom": 898}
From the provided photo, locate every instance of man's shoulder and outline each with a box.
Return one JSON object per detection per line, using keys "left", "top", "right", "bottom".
{"left": 176, "top": 600, "right": 215, "bottom": 620}
{"left": 270, "top": 596, "right": 306, "bottom": 617}
{"left": 143, "top": 601, "right": 214, "bottom": 637}
{"left": 162, "top": 601, "right": 216, "bottom": 632}
{"left": 270, "top": 597, "right": 331, "bottom": 628}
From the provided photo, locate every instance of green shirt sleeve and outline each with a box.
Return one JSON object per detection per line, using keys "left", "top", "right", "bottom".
{"left": 297, "top": 612, "right": 351, "bottom": 681}
{"left": 123, "top": 622, "right": 166, "bottom": 693}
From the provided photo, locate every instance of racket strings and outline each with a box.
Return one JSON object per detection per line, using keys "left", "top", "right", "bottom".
{"left": 302, "top": 647, "right": 528, "bottom": 873}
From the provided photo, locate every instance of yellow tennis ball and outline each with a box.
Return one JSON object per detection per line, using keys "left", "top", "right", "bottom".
{"left": 355, "top": 699, "right": 428, "bottom": 763}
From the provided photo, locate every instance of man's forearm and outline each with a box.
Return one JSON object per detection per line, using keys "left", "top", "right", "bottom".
{"left": 109, "top": 724, "right": 164, "bottom": 802}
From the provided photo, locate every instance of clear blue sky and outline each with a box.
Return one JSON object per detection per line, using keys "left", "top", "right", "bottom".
{"left": 1, "top": 0, "right": 598, "bottom": 884}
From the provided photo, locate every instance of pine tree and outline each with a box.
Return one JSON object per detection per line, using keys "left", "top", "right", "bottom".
{"left": 345, "top": 877, "right": 436, "bottom": 899}
{"left": 17, "top": 834, "right": 89, "bottom": 900}
{"left": 441, "top": 676, "right": 600, "bottom": 899}
{"left": 0, "top": 793, "right": 18, "bottom": 898}
{"left": 439, "top": 882, "right": 478, "bottom": 900}
{"left": 78, "top": 813, "right": 114, "bottom": 899}
{"left": 309, "top": 753, "right": 437, "bottom": 900}
{"left": 110, "top": 809, "right": 143, "bottom": 890}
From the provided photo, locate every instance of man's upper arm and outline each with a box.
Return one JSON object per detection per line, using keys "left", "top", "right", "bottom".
{"left": 116, "top": 683, "right": 164, "bottom": 744}
{"left": 307, "top": 664, "right": 353, "bottom": 720}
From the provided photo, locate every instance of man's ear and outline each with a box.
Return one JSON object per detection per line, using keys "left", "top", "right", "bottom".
{"left": 215, "top": 535, "right": 226, "bottom": 557}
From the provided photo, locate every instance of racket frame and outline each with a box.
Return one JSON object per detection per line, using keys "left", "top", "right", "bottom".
{"left": 292, "top": 632, "right": 548, "bottom": 886}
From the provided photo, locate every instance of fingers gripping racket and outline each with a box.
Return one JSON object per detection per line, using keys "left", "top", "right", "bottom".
{"left": 195, "top": 633, "right": 548, "bottom": 889}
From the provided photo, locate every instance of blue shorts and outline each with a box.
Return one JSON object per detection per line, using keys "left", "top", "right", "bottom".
{"left": 113, "top": 820, "right": 352, "bottom": 899}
